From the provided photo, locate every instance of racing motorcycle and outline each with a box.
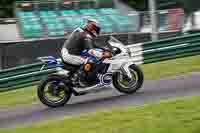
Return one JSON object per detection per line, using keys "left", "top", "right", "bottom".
{"left": 37, "top": 36, "right": 144, "bottom": 108}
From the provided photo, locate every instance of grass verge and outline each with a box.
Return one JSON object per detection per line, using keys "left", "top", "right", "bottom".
{"left": 0, "top": 55, "right": 200, "bottom": 108}
{"left": 0, "top": 86, "right": 37, "bottom": 108}
{"left": 1, "top": 96, "right": 200, "bottom": 133}
{"left": 142, "top": 55, "right": 200, "bottom": 80}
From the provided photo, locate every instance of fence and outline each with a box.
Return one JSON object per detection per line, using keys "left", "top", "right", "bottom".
{"left": 0, "top": 32, "right": 200, "bottom": 92}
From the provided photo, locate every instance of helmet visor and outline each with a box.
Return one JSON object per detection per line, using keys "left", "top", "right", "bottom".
{"left": 95, "top": 26, "right": 101, "bottom": 35}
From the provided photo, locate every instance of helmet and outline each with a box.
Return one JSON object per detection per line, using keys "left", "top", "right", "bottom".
{"left": 84, "top": 18, "right": 101, "bottom": 37}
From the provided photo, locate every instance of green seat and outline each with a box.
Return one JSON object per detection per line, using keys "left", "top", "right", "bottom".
{"left": 63, "top": 17, "right": 83, "bottom": 29}
{"left": 98, "top": 8, "right": 120, "bottom": 15}
{"left": 48, "top": 30, "right": 65, "bottom": 37}
{"left": 33, "top": 25, "right": 42, "bottom": 30}
{"left": 22, "top": 24, "right": 42, "bottom": 30}
{"left": 22, "top": 28, "right": 43, "bottom": 38}
{"left": 79, "top": 9, "right": 97, "bottom": 15}
{"left": 39, "top": 11, "right": 57, "bottom": 18}
{"left": 18, "top": 10, "right": 43, "bottom": 38}
{"left": 17, "top": 11, "right": 36, "bottom": 18}
{"left": 90, "top": 16, "right": 116, "bottom": 33}
{"left": 93, "top": 16, "right": 115, "bottom": 33}
{"left": 21, "top": 23, "right": 43, "bottom": 38}
{"left": 42, "top": 18, "right": 58, "bottom": 24}
{"left": 46, "top": 23, "right": 64, "bottom": 30}
{"left": 23, "top": 32, "right": 43, "bottom": 38}
{"left": 108, "top": 15, "right": 130, "bottom": 32}
{"left": 48, "top": 11, "right": 57, "bottom": 17}
{"left": 60, "top": 10, "right": 79, "bottom": 16}
{"left": 93, "top": 16, "right": 111, "bottom": 23}
{"left": 21, "top": 18, "right": 40, "bottom": 25}
{"left": 101, "top": 25, "right": 114, "bottom": 33}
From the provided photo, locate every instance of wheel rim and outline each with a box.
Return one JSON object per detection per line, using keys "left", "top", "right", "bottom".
{"left": 43, "top": 80, "right": 66, "bottom": 104}
{"left": 117, "top": 68, "right": 138, "bottom": 89}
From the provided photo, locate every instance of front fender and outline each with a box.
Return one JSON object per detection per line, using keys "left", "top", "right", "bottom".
{"left": 120, "top": 62, "right": 136, "bottom": 78}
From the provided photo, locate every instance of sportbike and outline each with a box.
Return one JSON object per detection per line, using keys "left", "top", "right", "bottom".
{"left": 37, "top": 36, "right": 144, "bottom": 108}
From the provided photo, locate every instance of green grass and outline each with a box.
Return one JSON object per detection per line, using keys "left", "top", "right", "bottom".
{"left": 142, "top": 55, "right": 200, "bottom": 80}
{"left": 0, "top": 86, "right": 37, "bottom": 108}
{"left": 1, "top": 96, "right": 200, "bottom": 133}
{"left": 0, "top": 54, "right": 200, "bottom": 108}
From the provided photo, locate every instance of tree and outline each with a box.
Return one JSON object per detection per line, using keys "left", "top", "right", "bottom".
{"left": 176, "top": 0, "right": 200, "bottom": 15}
{"left": 0, "top": 0, "right": 16, "bottom": 18}
{"left": 121, "top": 0, "right": 200, "bottom": 15}
{"left": 120, "top": 0, "right": 148, "bottom": 11}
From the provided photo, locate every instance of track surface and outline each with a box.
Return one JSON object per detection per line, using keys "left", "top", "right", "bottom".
{"left": 0, "top": 73, "right": 200, "bottom": 128}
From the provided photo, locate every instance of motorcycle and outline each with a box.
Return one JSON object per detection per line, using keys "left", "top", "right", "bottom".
{"left": 37, "top": 36, "right": 144, "bottom": 108}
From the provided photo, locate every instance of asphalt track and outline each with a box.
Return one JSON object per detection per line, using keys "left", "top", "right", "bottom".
{"left": 0, "top": 73, "right": 200, "bottom": 129}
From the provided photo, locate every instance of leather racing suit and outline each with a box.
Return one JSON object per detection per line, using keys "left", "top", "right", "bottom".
{"left": 61, "top": 28, "right": 98, "bottom": 65}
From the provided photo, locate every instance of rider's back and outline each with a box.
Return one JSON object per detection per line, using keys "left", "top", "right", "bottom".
{"left": 62, "top": 28, "right": 94, "bottom": 55}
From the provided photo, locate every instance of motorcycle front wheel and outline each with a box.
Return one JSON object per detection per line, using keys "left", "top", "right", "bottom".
{"left": 112, "top": 64, "right": 144, "bottom": 94}
{"left": 37, "top": 75, "right": 72, "bottom": 108}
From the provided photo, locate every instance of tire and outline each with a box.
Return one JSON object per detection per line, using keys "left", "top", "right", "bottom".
{"left": 112, "top": 64, "right": 144, "bottom": 94}
{"left": 37, "top": 75, "right": 72, "bottom": 108}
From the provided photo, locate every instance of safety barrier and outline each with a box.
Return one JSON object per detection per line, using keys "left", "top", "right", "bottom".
{"left": 127, "top": 32, "right": 200, "bottom": 65}
{"left": 0, "top": 32, "right": 200, "bottom": 92}
{"left": 0, "top": 68, "right": 57, "bottom": 92}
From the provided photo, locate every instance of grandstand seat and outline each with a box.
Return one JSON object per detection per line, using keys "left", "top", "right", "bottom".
{"left": 63, "top": 17, "right": 83, "bottom": 31}
{"left": 79, "top": 9, "right": 98, "bottom": 15}
{"left": 45, "top": 20, "right": 65, "bottom": 37}
{"left": 60, "top": 10, "right": 79, "bottom": 16}
{"left": 48, "top": 31, "right": 65, "bottom": 37}
{"left": 17, "top": 11, "right": 44, "bottom": 38}
{"left": 39, "top": 11, "right": 58, "bottom": 18}
{"left": 20, "top": 18, "right": 40, "bottom": 25}
{"left": 16, "top": 0, "right": 139, "bottom": 38}
{"left": 46, "top": 23, "right": 65, "bottom": 30}
{"left": 98, "top": 8, "right": 120, "bottom": 15}
{"left": 93, "top": 16, "right": 116, "bottom": 33}
{"left": 21, "top": 24, "right": 43, "bottom": 38}
{"left": 109, "top": 15, "right": 138, "bottom": 32}
{"left": 101, "top": 23, "right": 115, "bottom": 33}
{"left": 17, "top": 11, "right": 36, "bottom": 18}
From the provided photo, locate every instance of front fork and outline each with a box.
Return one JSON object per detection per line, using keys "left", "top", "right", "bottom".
{"left": 120, "top": 63, "right": 132, "bottom": 79}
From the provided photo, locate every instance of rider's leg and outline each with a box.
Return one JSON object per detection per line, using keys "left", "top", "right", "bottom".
{"left": 61, "top": 48, "right": 85, "bottom": 65}
{"left": 61, "top": 48, "right": 85, "bottom": 84}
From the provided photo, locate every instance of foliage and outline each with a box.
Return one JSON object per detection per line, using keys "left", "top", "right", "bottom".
{"left": 120, "top": 0, "right": 148, "bottom": 11}
{"left": 122, "top": 0, "right": 200, "bottom": 15}
{"left": 0, "top": 0, "right": 15, "bottom": 18}
{"left": 176, "top": 0, "right": 200, "bottom": 15}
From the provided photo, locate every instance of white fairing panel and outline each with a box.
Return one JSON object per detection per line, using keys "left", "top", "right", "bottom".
{"left": 108, "top": 36, "right": 128, "bottom": 53}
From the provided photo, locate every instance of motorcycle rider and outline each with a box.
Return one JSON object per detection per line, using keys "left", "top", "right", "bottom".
{"left": 61, "top": 18, "right": 101, "bottom": 68}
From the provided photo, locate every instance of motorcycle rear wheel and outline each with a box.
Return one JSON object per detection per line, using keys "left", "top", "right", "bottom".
{"left": 37, "top": 75, "right": 72, "bottom": 108}
{"left": 112, "top": 64, "right": 144, "bottom": 94}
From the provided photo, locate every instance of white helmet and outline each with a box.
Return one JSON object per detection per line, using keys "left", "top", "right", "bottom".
{"left": 84, "top": 18, "right": 101, "bottom": 37}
